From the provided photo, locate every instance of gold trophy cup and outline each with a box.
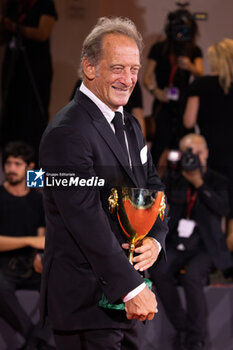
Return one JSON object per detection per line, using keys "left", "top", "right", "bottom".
{"left": 98, "top": 187, "right": 165, "bottom": 310}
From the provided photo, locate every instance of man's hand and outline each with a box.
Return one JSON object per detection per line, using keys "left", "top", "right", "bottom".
{"left": 33, "top": 253, "right": 43, "bottom": 274}
{"left": 125, "top": 286, "right": 158, "bottom": 321}
{"left": 182, "top": 169, "right": 204, "bottom": 188}
{"left": 122, "top": 237, "right": 160, "bottom": 272}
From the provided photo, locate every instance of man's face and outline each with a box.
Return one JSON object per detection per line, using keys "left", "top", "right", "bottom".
{"left": 182, "top": 140, "right": 208, "bottom": 167}
{"left": 4, "top": 156, "right": 28, "bottom": 185}
{"left": 83, "top": 34, "right": 140, "bottom": 111}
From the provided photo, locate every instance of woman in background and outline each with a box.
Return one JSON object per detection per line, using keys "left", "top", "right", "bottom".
{"left": 143, "top": 8, "right": 203, "bottom": 169}
{"left": 183, "top": 38, "right": 233, "bottom": 251}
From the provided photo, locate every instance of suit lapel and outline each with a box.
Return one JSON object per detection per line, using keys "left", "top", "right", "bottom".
{"left": 75, "top": 91, "right": 138, "bottom": 187}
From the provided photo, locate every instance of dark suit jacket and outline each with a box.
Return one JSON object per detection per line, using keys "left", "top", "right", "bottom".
{"left": 167, "top": 169, "right": 233, "bottom": 270}
{"left": 39, "top": 90, "right": 168, "bottom": 330}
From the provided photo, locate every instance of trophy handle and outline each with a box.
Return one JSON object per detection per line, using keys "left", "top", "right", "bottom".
{"left": 108, "top": 188, "right": 119, "bottom": 213}
{"left": 159, "top": 193, "right": 166, "bottom": 220}
{"left": 129, "top": 243, "right": 135, "bottom": 265}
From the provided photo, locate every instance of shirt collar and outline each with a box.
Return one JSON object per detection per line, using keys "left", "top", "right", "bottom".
{"left": 80, "top": 82, "right": 124, "bottom": 125}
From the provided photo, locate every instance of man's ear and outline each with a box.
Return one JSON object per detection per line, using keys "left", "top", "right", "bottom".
{"left": 27, "top": 162, "right": 35, "bottom": 170}
{"left": 82, "top": 58, "right": 96, "bottom": 80}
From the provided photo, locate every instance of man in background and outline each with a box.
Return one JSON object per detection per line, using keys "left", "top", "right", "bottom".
{"left": 0, "top": 141, "right": 53, "bottom": 350}
{"left": 150, "top": 134, "right": 233, "bottom": 350}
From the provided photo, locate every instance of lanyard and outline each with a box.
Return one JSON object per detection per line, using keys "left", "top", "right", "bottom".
{"left": 18, "top": 0, "right": 37, "bottom": 23}
{"left": 169, "top": 53, "right": 178, "bottom": 86}
{"left": 186, "top": 187, "right": 197, "bottom": 219}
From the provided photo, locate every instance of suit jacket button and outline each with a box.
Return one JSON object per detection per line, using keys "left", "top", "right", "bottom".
{"left": 99, "top": 277, "right": 107, "bottom": 285}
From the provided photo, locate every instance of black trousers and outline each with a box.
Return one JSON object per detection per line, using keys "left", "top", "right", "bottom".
{"left": 53, "top": 322, "right": 144, "bottom": 350}
{"left": 149, "top": 246, "right": 213, "bottom": 344}
{"left": 0, "top": 268, "right": 51, "bottom": 344}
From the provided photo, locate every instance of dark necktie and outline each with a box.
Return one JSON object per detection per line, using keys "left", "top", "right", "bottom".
{"left": 112, "top": 112, "right": 130, "bottom": 164}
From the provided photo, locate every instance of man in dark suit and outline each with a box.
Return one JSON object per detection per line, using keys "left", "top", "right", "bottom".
{"left": 39, "top": 17, "right": 168, "bottom": 350}
{"left": 149, "top": 133, "right": 233, "bottom": 350}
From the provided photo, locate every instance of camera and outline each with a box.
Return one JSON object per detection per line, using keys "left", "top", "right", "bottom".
{"left": 180, "top": 147, "right": 201, "bottom": 171}
{"left": 167, "top": 147, "right": 200, "bottom": 172}
{"left": 165, "top": 2, "right": 207, "bottom": 43}
{"left": 166, "top": 9, "right": 195, "bottom": 42}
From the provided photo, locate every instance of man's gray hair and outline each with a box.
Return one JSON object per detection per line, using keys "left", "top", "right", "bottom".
{"left": 79, "top": 17, "right": 143, "bottom": 78}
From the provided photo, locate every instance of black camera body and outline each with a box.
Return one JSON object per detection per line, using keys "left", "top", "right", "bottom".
{"left": 167, "top": 148, "right": 201, "bottom": 174}
{"left": 180, "top": 147, "right": 201, "bottom": 171}
{"left": 165, "top": 9, "right": 195, "bottom": 42}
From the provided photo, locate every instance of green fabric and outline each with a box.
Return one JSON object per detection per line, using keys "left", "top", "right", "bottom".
{"left": 98, "top": 278, "right": 152, "bottom": 310}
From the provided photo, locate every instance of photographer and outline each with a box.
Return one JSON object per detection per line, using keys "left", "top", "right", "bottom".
{"left": 149, "top": 134, "right": 233, "bottom": 350}
{"left": 143, "top": 8, "right": 203, "bottom": 169}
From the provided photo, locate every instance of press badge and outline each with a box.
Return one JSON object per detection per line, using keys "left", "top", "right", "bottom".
{"left": 177, "top": 218, "right": 196, "bottom": 238}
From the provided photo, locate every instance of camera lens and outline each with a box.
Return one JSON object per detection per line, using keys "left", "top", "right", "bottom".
{"left": 180, "top": 148, "right": 200, "bottom": 171}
